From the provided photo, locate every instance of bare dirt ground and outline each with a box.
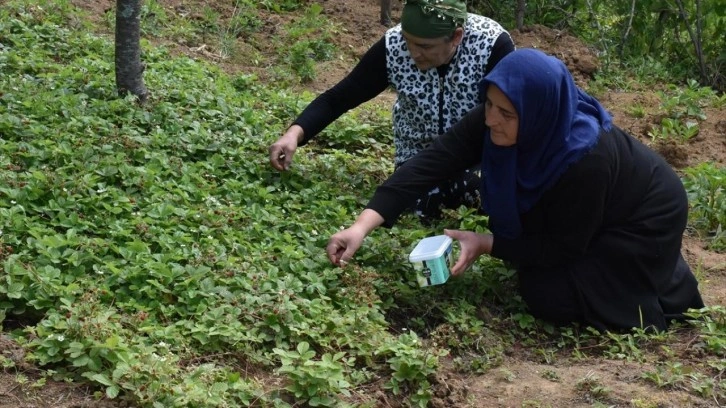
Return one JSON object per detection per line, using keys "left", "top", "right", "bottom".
{"left": 2, "top": 1, "right": 725, "bottom": 407}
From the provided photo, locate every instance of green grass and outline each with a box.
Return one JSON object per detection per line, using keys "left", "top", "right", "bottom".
{"left": 0, "top": 1, "right": 724, "bottom": 407}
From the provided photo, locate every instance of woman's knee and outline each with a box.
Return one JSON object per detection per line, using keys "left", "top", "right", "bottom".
{"left": 519, "top": 272, "right": 583, "bottom": 323}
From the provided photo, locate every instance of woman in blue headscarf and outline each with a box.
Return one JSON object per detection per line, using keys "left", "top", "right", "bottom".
{"left": 326, "top": 49, "right": 704, "bottom": 331}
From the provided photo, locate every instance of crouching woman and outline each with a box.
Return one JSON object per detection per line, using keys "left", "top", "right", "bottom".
{"left": 325, "top": 49, "right": 704, "bottom": 331}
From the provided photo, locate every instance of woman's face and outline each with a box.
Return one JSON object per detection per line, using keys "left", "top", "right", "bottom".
{"left": 484, "top": 85, "right": 519, "bottom": 146}
{"left": 402, "top": 28, "right": 463, "bottom": 71}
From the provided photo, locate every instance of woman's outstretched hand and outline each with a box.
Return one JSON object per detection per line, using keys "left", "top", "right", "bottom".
{"left": 326, "top": 209, "right": 385, "bottom": 267}
{"left": 326, "top": 226, "right": 367, "bottom": 266}
{"left": 444, "top": 229, "right": 493, "bottom": 276}
{"left": 269, "top": 125, "right": 303, "bottom": 171}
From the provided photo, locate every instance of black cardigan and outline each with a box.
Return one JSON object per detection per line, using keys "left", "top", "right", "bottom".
{"left": 294, "top": 33, "right": 514, "bottom": 145}
{"left": 365, "top": 104, "right": 702, "bottom": 330}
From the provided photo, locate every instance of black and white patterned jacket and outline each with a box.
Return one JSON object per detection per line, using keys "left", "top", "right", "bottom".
{"left": 386, "top": 14, "right": 507, "bottom": 165}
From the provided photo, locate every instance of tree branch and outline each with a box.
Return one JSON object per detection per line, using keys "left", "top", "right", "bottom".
{"left": 673, "top": 0, "right": 707, "bottom": 83}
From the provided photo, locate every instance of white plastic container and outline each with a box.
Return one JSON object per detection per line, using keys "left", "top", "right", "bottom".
{"left": 408, "top": 235, "right": 453, "bottom": 287}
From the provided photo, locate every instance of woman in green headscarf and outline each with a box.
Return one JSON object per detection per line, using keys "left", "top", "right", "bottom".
{"left": 401, "top": 0, "right": 468, "bottom": 38}
{"left": 269, "top": 0, "right": 515, "bottom": 222}
{"left": 398, "top": 0, "right": 470, "bottom": 71}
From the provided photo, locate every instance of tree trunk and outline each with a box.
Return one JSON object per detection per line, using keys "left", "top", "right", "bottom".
{"left": 115, "top": 0, "right": 148, "bottom": 103}
{"left": 516, "top": 0, "right": 526, "bottom": 30}
{"left": 674, "top": 0, "right": 708, "bottom": 85}
{"left": 617, "top": 0, "right": 636, "bottom": 60}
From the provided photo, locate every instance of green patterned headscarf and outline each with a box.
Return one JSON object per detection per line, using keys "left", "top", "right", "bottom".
{"left": 401, "top": 0, "right": 468, "bottom": 39}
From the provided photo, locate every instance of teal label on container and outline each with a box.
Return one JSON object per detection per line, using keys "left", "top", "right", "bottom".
{"left": 413, "top": 245, "right": 452, "bottom": 286}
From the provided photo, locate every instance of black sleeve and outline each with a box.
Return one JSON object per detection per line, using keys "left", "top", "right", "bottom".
{"left": 490, "top": 141, "right": 611, "bottom": 267}
{"left": 366, "top": 105, "right": 487, "bottom": 227}
{"left": 484, "top": 31, "right": 515, "bottom": 74}
{"left": 294, "top": 37, "right": 390, "bottom": 146}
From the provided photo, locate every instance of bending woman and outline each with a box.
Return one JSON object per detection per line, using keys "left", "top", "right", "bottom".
{"left": 269, "top": 0, "right": 514, "bottom": 221}
{"left": 325, "top": 49, "right": 704, "bottom": 331}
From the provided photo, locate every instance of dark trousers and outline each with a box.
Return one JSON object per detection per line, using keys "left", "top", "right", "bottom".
{"left": 411, "top": 168, "right": 481, "bottom": 223}
{"left": 518, "top": 253, "right": 704, "bottom": 331}
{"left": 380, "top": 0, "right": 392, "bottom": 26}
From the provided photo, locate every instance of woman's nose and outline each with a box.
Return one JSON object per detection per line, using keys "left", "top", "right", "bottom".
{"left": 485, "top": 109, "right": 499, "bottom": 127}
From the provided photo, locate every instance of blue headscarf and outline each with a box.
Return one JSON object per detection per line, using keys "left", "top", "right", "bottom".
{"left": 478, "top": 49, "right": 612, "bottom": 239}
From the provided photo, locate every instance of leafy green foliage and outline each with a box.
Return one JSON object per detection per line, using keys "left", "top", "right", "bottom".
{"left": 469, "top": 0, "right": 725, "bottom": 90}
{"left": 0, "top": 1, "right": 724, "bottom": 407}
{"left": 683, "top": 163, "right": 726, "bottom": 252}
{"left": 685, "top": 306, "right": 726, "bottom": 356}
{"left": 658, "top": 80, "right": 716, "bottom": 121}
{"left": 0, "top": 2, "right": 374, "bottom": 404}
{"left": 646, "top": 80, "right": 721, "bottom": 143}
{"left": 375, "top": 331, "right": 444, "bottom": 407}
{"left": 257, "top": 0, "right": 307, "bottom": 13}
{"left": 273, "top": 342, "right": 354, "bottom": 406}
{"left": 277, "top": 4, "right": 338, "bottom": 83}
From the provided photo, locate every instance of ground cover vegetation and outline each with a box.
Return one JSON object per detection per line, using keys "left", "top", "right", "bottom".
{"left": 0, "top": 0, "right": 724, "bottom": 407}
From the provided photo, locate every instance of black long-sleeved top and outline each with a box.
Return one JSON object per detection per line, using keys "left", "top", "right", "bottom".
{"left": 294, "top": 33, "right": 514, "bottom": 145}
{"left": 366, "top": 104, "right": 656, "bottom": 263}
{"left": 366, "top": 104, "right": 702, "bottom": 330}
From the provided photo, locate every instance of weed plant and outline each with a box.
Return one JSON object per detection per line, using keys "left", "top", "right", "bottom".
{"left": 683, "top": 163, "right": 726, "bottom": 252}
